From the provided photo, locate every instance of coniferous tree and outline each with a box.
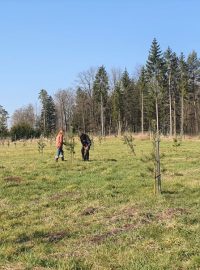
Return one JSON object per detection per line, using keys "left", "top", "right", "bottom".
{"left": 187, "top": 51, "right": 200, "bottom": 134}
{"left": 112, "top": 81, "right": 124, "bottom": 135}
{"left": 138, "top": 66, "right": 148, "bottom": 134}
{"left": 0, "top": 105, "right": 9, "bottom": 137}
{"left": 170, "top": 52, "right": 180, "bottom": 136}
{"left": 121, "top": 69, "right": 136, "bottom": 131}
{"left": 178, "top": 53, "right": 188, "bottom": 137}
{"left": 164, "top": 47, "right": 174, "bottom": 136}
{"left": 46, "top": 95, "right": 56, "bottom": 134}
{"left": 146, "top": 38, "right": 166, "bottom": 133}
{"left": 93, "top": 66, "right": 109, "bottom": 135}
{"left": 38, "top": 89, "right": 56, "bottom": 136}
{"left": 38, "top": 89, "right": 48, "bottom": 135}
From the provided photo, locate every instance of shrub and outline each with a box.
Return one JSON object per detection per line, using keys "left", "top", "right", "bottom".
{"left": 10, "top": 123, "right": 41, "bottom": 141}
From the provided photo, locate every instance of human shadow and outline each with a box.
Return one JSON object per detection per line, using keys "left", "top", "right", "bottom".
{"left": 89, "top": 158, "right": 117, "bottom": 162}
{"left": 162, "top": 190, "right": 178, "bottom": 195}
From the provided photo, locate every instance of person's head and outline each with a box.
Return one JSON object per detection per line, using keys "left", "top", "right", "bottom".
{"left": 58, "top": 129, "right": 63, "bottom": 135}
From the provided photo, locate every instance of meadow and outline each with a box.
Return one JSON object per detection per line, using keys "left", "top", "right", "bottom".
{"left": 0, "top": 136, "right": 199, "bottom": 270}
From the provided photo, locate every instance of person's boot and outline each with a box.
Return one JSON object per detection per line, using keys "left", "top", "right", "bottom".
{"left": 55, "top": 156, "right": 58, "bottom": 162}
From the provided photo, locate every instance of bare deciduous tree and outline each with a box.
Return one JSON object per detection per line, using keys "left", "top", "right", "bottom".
{"left": 109, "top": 67, "right": 122, "bottom": 91}
{"left": 54, "top": 89, "right": 75, "bottom": 132}
{"left": 76, "top": 67, "right": 97, "bottom": 131}
{"left": 12, "top": 104, "right": 36, "bottom": 128}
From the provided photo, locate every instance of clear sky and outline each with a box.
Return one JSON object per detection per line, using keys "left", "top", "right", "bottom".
{"left": 1, "top": 0, "right": 200, "bottom": 118}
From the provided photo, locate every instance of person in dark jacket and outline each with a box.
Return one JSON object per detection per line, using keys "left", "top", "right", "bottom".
{"left": 80, "top": 133, "right": 91, "bottom": 161}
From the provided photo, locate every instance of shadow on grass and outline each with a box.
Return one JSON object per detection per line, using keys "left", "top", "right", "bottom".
{"left": 162, "top": 190, "right": 178, "bottom": 195}
{"left": 4, "top": 176, "right": 22, "bottom": 183}
{"left": 88, "top": 158, "right": 117, "bottom": 162}
{"left": 33, "top": 230, "right": 70, "bottom": 243}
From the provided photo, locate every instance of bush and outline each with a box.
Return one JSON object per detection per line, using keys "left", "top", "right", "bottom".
{"left": 10, "top": 123, "right": 41, "bottom": 141}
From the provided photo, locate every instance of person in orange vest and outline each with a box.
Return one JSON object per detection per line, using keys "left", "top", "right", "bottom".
{"left": 55, "top": 129, "right": 64, "bottom": 161}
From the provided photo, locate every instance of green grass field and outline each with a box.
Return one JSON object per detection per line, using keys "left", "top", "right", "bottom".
{"left": 0, "top": 136, "right": 199, "bottom": 270}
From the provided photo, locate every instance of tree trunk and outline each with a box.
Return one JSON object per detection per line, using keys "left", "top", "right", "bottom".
{"left": 117, "top": 111, "right": 121, "bottom": 136}
{"left": 194, "top": 99, "right": 198, "bottom": 135}
{"left": 141, "top": 90, "right": 144, "bottom": 134}
{"left": 169, "top": 73, "right": 172, "bottom": 137}
{"left": 155, "top": 135, "right": 161, "bottom": 194}
{"left": 43, "top": 109, "right": 46, "bottom": 135}
{"left": 63, "top": 108, "right": 67, "bottom": 132}
{"left": 180, "top": 90, "right": 184, "bottom": 138}
{"left": 173, "top": 97, "right": 176, "bottom": 137}
{"left": 155, "top": 95, "right": 159, "bottom": 133}
{"left": 100, "top": 94, "right": 104, "bottom": 136}
{"left": 82, "top": 113, "right": 85, "bottom": 133}
{"left": 108, "top": 112, "right": 112, "bottom": 136}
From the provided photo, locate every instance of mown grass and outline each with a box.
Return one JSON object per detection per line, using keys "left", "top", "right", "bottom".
{"left": 0, "top": 136, "right": 199, "bottom": 270}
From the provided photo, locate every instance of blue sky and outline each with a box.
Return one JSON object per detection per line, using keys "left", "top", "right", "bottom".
{"left": 1, "top": 0, "right": 200, "bottom": 118}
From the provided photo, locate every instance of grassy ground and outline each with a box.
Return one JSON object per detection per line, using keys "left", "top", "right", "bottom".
{"left": 0, "top": 136, "right": 199, "bottom": 270}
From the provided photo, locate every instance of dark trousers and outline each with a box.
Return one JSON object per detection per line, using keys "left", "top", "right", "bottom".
{"left": 81, "top": 145, "right": 90, "bottom": 161}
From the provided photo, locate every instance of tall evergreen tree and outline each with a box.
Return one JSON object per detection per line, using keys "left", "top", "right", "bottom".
{"left": 121, "top": 69, "right": 138, "bottom": 131}
{"left": 164, "top": 47, "right": 174, "bottom": 136}
{"left": 146, "top": 38, "right": 166, "bottom": 132}
{"left": 187, "top": 51, "right": 200, "bottom": 134}
{"left": 38, "top": 89, "right": 56, "bottom": 136}
{"left": 178, "top": 53, "right": 188, "bottom": 137}
{"left": 170, "top": 52, "right": 180, "bottom": 136}
{"left": 0, "top": 105, "right": 9, "bottom": 137}
{"left": 38, "top": 89, "right": 48, "bottom": 135}
{"left": 138, "top": 66, "right": 148, "bottom": 134}
{"left": 46, "top": 95, "right": 56, "bottom": 134}
{"left": 93, "top": 66, "right": 109, "bottom": 135}
{"left": 112, "top": 81, "right": 124, "bottom": 135}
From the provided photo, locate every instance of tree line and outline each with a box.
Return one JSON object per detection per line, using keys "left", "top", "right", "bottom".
{"left": 1, "top": 38, "right": 200, "bottom": 140}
